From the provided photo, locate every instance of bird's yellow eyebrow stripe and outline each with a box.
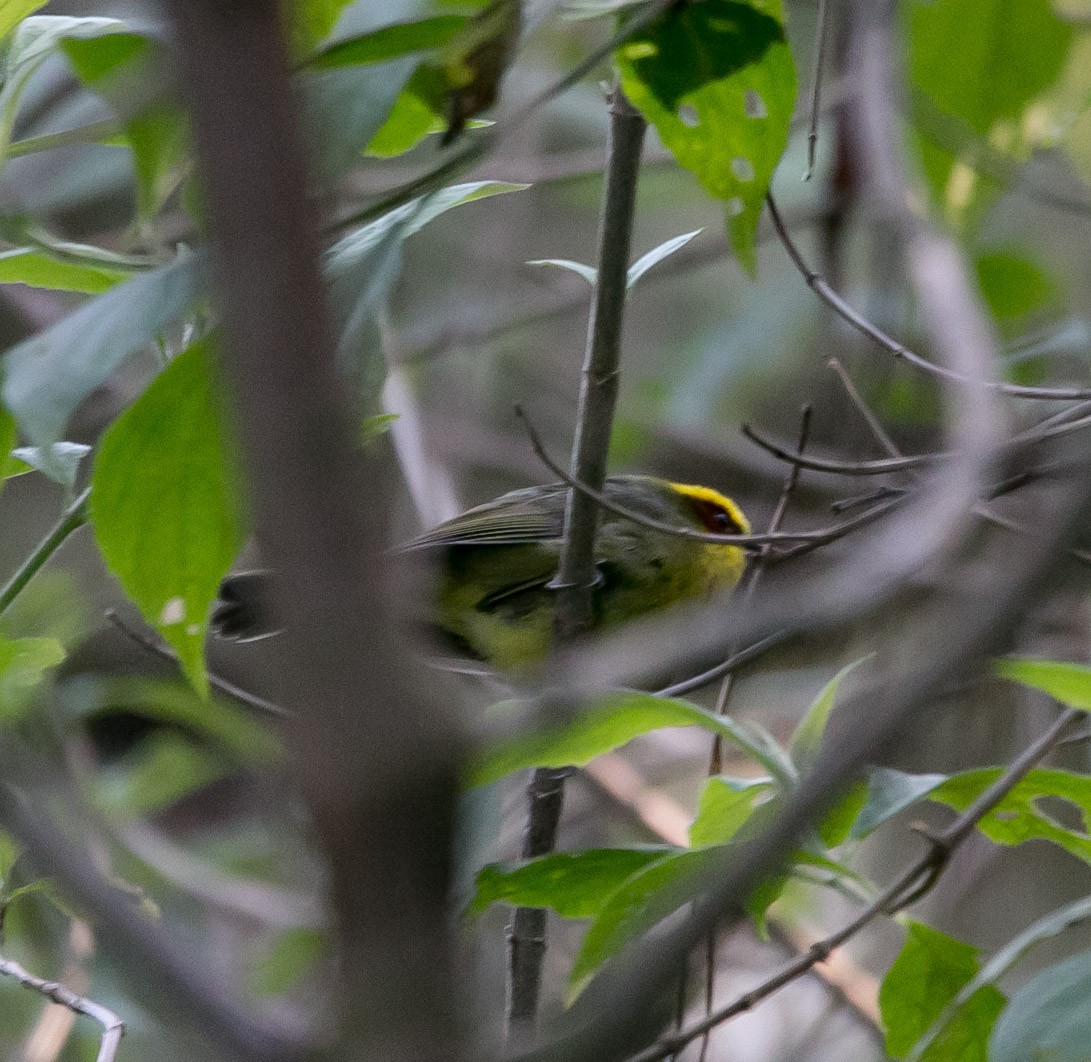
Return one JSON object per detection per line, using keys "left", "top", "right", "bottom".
{"left": 667, "top": 482, "right": 752, "bottom": 534}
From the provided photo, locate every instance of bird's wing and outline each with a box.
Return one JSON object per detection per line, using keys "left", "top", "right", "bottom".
{"left": 402, "top": 485, "right": 566, "bottom": 549}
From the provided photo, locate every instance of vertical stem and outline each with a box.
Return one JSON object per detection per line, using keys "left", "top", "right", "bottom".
{"left": 506, "top": 87, "right": 647, "bottom": 1036}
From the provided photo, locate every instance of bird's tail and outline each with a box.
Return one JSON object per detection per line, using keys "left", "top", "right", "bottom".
{"left": 211, "top": 570, "right": 283, "bottom": 641}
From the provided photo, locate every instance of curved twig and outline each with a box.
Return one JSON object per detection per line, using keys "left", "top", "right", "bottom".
{"left": 516, "top": 405, "right": 903, "bottom": 548}
{"left": 0, "top": 953, "right": 124, "bottom": 1062}
{"left": 766, "top": 194, "right": 1091, "bottom": 402}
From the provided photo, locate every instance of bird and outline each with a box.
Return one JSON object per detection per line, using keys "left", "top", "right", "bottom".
{"left": 212, "top": 475, "right": 751, "bottom": 670}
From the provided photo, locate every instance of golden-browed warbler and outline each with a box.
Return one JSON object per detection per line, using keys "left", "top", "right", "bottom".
{"left": 213, "top": 475, "right": 750, "bottom": 670}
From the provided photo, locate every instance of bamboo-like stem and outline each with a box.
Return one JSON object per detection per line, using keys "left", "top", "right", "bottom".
{"left": 505, "top": 87, "right": 646, "bottom": 1037}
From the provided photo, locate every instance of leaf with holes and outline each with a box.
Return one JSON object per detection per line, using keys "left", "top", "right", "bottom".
{"left": 880, "top": 921, "right": 1004, "bottom": 1061}
{"left": 616, "top": 0, "right": 796, "bottom": 273}
{"left": 927, "top": 767, "right": 1091, "bottom": 865}
{"left": 91, "top": 336, "right": 244, "bottom": 695}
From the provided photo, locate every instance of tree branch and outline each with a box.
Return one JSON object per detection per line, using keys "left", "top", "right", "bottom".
{"left": 0, "top": 952, "right": 124, "bottom": 1062}
{"left": 507, "top": 85, "right": 647, "bottom": 1037}
{"left": 161, "top": 3, "right": 466, "bottom": 1060}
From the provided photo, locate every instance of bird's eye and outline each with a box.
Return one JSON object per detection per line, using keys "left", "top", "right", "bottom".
{"left": 694, "top": 499, "right": 740, "bottom": 534}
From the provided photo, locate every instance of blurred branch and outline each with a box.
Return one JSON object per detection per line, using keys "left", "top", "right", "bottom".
{"left": 803, "top": 0, "right": 832, "bottom": 181}
{"left": 0, "top": 488, "right": 89, "bottom": 620}
{"left": 162, "top": 4, "right": 465, "bottom": 1062}
{"left": 0, "top": 780, "right": 303, "bottom": 1062}
{"left": 0, "top": 951, "right": 123, "bottom": 1062}
{"left": 627, "top": 705, "right": 1081, "bottom": 1062}
{"left": 508, "top": 86, "right": 647, "bottom": 1037}
{"left": 103, "top": 609, "right": 289, "bottom": 718}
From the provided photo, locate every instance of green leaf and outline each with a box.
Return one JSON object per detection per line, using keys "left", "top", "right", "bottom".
{"left": 852, "top": 768, "right": 948, "bottom": 839}
{"left": 568, "top": 847, "right": 714, "bottom": 997}
{"left": 994, "top": 657, "right": 1091, "bottom": 710}
{"left": 361, "top": 412, "right": 399, "bottom": 442}
{"left": 626, "top": 229, "right": 701, "bottom": 289}
{"left": 0, "top": 16, "right": 132, "bottom": 166}
{"left": 470, "top": 846, "right": 675, "bottom": 918}
{"left": 290, "top": 0, "right": 355, "bottom": 50}
{"left": 251, "top": 927, "right": 326, "bottom": 997}
{"left": 909, "top": 0, "right": 1073, "bottom": 228}
{"left": 526, "top": 258, "right": 598, "bottom": 285}
{"left": 301, "top": 58, "right": 418, "bottom": 186}
{"left": 326, "top": 181, "right": 526, "bottom": 399}
{"left": 2, "top": 252, "right": 206, "bottom": 461}
{"left": 929, "top": 767, "right": 1091, "bottom": 865}
{"left": 60, "top": 31, "right": 185, "bottom": 223}
{"left": 96, "top": 731, "right": 227, "bottom": 818}
{"left": 689, "top": 776, "right": 775, "bottom": 848}
{"left": 0, "top": 247, "right": 129, "bottom": 293}
{"left": 0, "top": 406, "right": 16, "bottom": 492}
{"left": 880, "top": 921, "right": 1004, "bottom": 1060}
{"left": 790, "top": 656, "right": 872, "bottom": 774}
{"left": 309, "top": 16, "right": 468, "bottom": 69}
{"left": 908, "top": 894, "right": 1091, "bottom": 1062}
{"left": 91, "top": 336, "right": 244, "bottom": 695}
{"left": 469, "top": 691, "right": 781, "bottom": 787}
{"left": 989, "top": 949, "right": 1091, "bottom": 1062}
{"left": 0, "top": 634, "right": 64, "bottom": 718}
{"left": 818, "top": 780, "right": 868, "bottom": 848}
{"left": 975, "top": 251, "right": 1056, "bottom": 325}
{"left": 365, "top": 65, "right": 446, "bottom": 157}
{"left": 0, "top": 1, "right": 48, "bottom": 41}
{"left": 616, "top": 0, "right": 797, "bottom": 273}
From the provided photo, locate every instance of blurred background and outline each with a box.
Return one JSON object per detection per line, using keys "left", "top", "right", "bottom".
{"left": 0, "top": 0, "right": 1090, "bottom": 1059}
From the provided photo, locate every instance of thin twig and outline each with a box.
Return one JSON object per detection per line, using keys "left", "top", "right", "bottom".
{"left": 625, "top": 706, "right": 1080, "bottom": 1062}
{"left": 826, "top": 357, "right": 901, "bottom": 459}
{"left": 766, "top": 193, "right": 1091, "bottom": 402}
{"left": 103, "top": 610, "right": 289, "bottom": 717}
{"left": 742, "top": 423, "right": 924, "bottom": 476}
{"left": 696, "top": 406, "right": 812, "bottom": 1061}
{"left": 507, "top": 86, "right": 648, "bottom": 1037}
{"left": 803, "top": 0, "right": 832, "bottom": 181}
{"left": 516, "top": 405, "right": 903, "bottom": 548}
{"left": 0, "top": 488, "right": 90, "bottom": 620}
{"left": 656, "top": 632, "right": 789, "bottom": 699}
{"left": 0, "top": 953, "right": 124, "bottom": 1062}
